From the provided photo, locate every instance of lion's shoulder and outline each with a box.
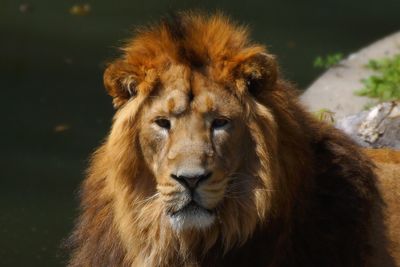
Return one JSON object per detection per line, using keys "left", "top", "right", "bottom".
{"left": 364, "top": 148, "right": 400, "bottom": 164}
{"left": 366, "top": 149, "right": 400, "bottom": 264}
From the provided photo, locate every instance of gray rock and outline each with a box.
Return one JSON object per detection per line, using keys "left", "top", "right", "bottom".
{"left": 301, "top": 31, "right": 400, "bottom": 119}
{"left": 336, "top": 101, "right": 400, "bottom": 149}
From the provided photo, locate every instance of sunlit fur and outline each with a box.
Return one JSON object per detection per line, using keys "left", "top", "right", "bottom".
{"left": 66, "top": 12, "right": 400, "bottom": 267}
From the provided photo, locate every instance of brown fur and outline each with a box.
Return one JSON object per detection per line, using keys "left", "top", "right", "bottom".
{"left": 66, "top": 12, "right": 400, "bottom": 267}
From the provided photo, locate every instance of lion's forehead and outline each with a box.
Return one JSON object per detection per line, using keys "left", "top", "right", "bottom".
{"left": 153, "top": 93, "right": 212, "bottom": 116}
{"left": 164, "top": 90, "right": 189, "bottom": 115}
{"left": 155, "top": 70, "right": 238, "bottom": 116}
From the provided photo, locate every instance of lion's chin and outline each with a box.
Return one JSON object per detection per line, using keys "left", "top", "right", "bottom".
{"left": 168, "top": 202, "right": 215, "bottom": 231}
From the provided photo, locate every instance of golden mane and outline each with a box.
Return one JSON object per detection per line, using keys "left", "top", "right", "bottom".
{"left": 104, "top": 12, "right": 276, "bottom": 108}
{"left": 66, "top": 12, "right": 400, "bottom": 267}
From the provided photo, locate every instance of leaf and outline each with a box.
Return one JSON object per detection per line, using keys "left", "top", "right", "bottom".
{"left": 355, "top": 54, "right": 400, "bottom": 101}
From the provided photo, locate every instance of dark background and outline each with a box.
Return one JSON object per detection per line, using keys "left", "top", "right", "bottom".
{"left": 1, "top": 0, "right": 399, "bottom": 266}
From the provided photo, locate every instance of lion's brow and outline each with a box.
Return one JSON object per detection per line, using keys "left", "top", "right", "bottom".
{"left": 166, "top": 94, "right": 188, "bottom": 115}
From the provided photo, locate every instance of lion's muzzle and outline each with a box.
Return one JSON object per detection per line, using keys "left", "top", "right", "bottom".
{"left": 170, "top": 170, "right": 212, "bottom": 189}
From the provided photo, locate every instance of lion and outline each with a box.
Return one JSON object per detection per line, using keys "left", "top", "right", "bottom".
{"left": 66, "top": 12, "right": 400, "bottom": 267}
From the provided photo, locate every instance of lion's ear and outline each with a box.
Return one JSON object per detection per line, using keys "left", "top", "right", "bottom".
{"left": 237, "top": 53, "right": 278, "bottom": 96}
{"left": 103, "top": 60, "right": 140, "bottom": 108}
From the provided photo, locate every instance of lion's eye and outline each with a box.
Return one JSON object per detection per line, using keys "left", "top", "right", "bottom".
{"left": 211, "top": 118, "right": 230, "bottom": 129}
{"left": 154, "top": 118, "right": 171, "bottom": 130}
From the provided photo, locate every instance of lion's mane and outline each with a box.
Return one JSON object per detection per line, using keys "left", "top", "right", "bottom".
{"left": 66, "top": 12, "right": 397, "bottom": 267}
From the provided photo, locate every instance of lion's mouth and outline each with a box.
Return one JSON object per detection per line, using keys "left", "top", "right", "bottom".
{"left": 167, "top": 201, "right": 215, "bottom": 230}
{"left": 170, "top": 201, "right": 213, "bottom": 217}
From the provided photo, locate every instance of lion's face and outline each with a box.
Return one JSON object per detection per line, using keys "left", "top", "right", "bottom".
{"left": 138, "top": 68, "right": 247, "bottom": 231}
{"left": 103, "top": 16, "right": 279, "bottom": 237}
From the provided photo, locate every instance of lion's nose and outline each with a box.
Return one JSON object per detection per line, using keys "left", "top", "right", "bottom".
{"left": 171, "top": 171, "right": 212, "bottom": 189}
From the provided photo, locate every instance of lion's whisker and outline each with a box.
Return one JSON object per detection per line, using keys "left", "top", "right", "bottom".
{"left": 135, "top": 192, "right": 160, "bottom": 206}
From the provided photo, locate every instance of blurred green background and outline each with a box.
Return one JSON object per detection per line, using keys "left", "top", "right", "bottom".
{"left": 1, "top": 0, "right": 399, "bottom": 266}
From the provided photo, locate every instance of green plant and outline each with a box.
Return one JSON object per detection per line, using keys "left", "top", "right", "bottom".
{"left": 313, "top": 53, "right": 344, "bottom": 69}
{"left": 313, "top": 108, "right": 335, "bottom": 124}
{"left": 356, "top": 54, "right": 400, "bottom": 101}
